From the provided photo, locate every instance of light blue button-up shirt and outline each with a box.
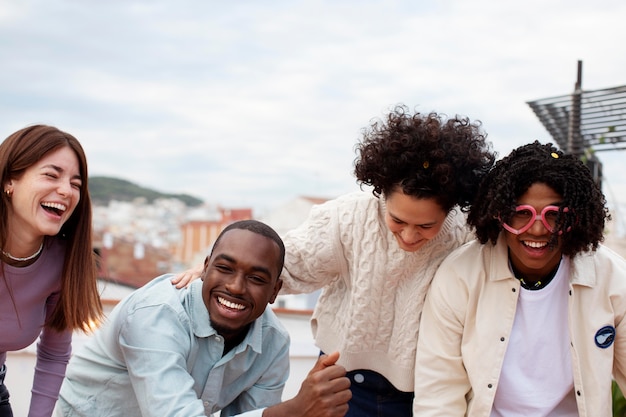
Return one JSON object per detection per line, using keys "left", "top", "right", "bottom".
{"left": 57, "top": 275, "right": 290, "bottom": 417}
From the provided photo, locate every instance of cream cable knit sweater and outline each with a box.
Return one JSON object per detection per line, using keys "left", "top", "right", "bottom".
{"left": 280, "top": 191, "right": 473, "bottom": 392}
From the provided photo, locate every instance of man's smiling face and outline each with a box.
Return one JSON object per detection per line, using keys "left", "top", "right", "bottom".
{"left": 201, "top": 228, "right": 282, "bottom": 344}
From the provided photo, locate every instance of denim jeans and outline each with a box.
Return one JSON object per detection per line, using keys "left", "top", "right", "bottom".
{"left": 0, "top": 365, "right": 13, "bottom": 417}
{"left": 345, "top": 369, "right": 413, "bottom": 417}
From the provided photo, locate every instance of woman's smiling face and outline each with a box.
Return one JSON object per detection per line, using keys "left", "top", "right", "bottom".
{"left": 505, "top": 182, "right": 565, "bottom": 281}
{"left": 384, "top": 189, "right": 447, "bottom": 252}
{"left": 6, "top": 146, "right": 81, "bottom": 241}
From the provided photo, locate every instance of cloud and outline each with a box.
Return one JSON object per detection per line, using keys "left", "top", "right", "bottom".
{"left": 0, "top": 0, "right": 625, "bottom": 216}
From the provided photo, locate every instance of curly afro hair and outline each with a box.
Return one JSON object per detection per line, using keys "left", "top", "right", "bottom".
{"left": 467, "top": 141, "right": 610, "bottom": 256}
{"left": 353, "top": 104, "right": 496, "bottom": 212}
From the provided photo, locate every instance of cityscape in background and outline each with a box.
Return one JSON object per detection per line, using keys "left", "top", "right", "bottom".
{"left": 92, "top": 195, "right": 327, "bottom": 310}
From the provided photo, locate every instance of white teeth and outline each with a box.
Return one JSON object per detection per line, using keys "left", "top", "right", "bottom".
{"left": 524, "top": 241, "right": 547, "bottom": 248}
{"left": 41, "top": 202, "right": 67, "bottom": 212}
{"left": 218, "top": 297, "right": 245, "bottom": 310}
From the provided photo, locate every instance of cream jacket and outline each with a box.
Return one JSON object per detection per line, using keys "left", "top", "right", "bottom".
{"left": 413, "top": 237, "right": 626, "bottom": 417}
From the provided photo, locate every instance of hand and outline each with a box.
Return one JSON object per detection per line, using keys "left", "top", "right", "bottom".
{"left": 264, "top": 351, "right": 351, "bottom": 417}
{"left": 170, "top": 264, "right": 204, "bottom": 289}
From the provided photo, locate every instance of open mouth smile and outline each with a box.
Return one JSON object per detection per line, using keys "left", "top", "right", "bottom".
{"left": 217, "top": 296, "right": 246, "bottom": 311}
{"left": 41, "top": 201, "right": 67, "bottom": 216}
{"left": 522, "top": 240, "right": 548, "bottom": 249}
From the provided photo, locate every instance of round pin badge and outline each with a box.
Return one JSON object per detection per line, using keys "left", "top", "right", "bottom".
{"left": 595, "top": 325, "right": 616, "bottom": 349}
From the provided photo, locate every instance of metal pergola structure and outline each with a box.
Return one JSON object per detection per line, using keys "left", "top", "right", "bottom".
{"left": 527, "top": 84, "right": 626, "bottom": 152}
{"left": 526, "top": 61, "right": 626, "bottom": 186}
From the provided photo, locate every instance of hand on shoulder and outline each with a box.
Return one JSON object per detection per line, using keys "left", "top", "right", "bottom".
{"left": 170, "top": 263, "right": 204, "bottom": 288}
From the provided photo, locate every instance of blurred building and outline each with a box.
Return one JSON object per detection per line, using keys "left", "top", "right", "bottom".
{"left": 175, "top": 207, "right": 253, "bottom": 266}
{"left": 260, "top": 196, "right": 329, "bottom": 236}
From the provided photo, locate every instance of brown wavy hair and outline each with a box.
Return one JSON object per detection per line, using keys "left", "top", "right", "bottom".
{"left": 0, "top": 125, "right": 102, "bottom": 331}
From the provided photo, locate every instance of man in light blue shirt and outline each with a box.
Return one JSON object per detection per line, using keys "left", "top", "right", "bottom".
{"left": 57, "top": 220, "right": 351, "bottom": 417}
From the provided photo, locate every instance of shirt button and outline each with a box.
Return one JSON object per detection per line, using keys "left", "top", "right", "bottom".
{"left": 204, "top": 401, "right": 210, "bottom": 407}
{"left": 353, "top": 373, "right": 365, "bottom": 383}
{"left": 215, "top": 336, "right": 222, "bottom": 342}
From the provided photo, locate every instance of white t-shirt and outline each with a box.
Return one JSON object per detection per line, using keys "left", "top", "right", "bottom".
{"left": 491, "top": 258, "right": 578, "bottom": 417}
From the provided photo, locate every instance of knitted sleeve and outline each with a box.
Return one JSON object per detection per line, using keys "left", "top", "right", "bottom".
{"left": 280, "top": 198, "right": 346, "bottom": 295}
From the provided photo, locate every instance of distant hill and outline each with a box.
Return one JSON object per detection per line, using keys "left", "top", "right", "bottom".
{"left": 89, "top": 176, "right": 204, "bottom": 207}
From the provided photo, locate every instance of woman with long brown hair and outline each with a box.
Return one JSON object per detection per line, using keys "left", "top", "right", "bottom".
{"left": 0, "top": 125, "right": 102, "bottom": 417}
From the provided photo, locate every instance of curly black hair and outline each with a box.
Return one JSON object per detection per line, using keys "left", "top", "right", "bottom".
{"left": 353, "top": 104, "right": 496, "bottom": 212}
{"left": 467, "top": 141, "right": 610, "bottom": 256}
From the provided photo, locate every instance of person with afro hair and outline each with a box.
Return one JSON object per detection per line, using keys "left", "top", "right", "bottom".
{"left": 278, "top": 104, "right": 496, "bottom": 416}
{"left": 413, "top": 141, "right": 626, "bottom": 416}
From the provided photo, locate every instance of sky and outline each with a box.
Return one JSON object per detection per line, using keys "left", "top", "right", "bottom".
{"left": 1, "top": 0, "right": 625, "bottom": 227}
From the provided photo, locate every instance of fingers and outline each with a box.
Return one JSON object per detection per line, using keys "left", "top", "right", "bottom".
{"left": 307, "top": 369, "right": 352, "bottom": 416}
{"left": 170, "top": 269, "right": 202, "bottom": 289}
{"left": 292, "top": 355, "right": 351, "bottom": 417}
{"left": 170, "top": 264, "right": 204, "bottom": 288}
{"left": 320, "top": 351, "right": 340, "bottom": 367}
{"left": 307, "top": 352, "right": 351, "bottom": 395}
{"left": 309, "top": 351, "right": 340, "bottom": 374}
